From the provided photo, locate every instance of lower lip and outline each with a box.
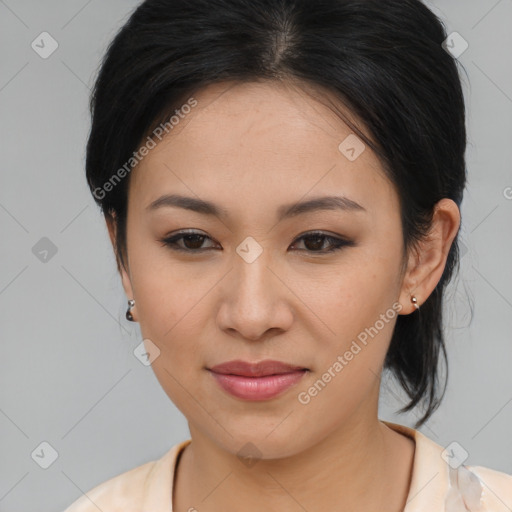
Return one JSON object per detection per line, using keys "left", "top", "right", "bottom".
{"left": 209, "top": 370, "right": 307, "bottom": 401}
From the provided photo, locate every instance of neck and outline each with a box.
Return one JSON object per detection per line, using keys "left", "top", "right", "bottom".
{"left": 173, "top": 407, "right": 414, "bottom": 512}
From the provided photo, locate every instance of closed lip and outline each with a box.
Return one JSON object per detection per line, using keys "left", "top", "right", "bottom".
{"left": 208, "top": 359, "right": 308, "bottom": 377}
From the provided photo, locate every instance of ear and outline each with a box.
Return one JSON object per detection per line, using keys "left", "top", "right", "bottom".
{"left": 105, "top": 214, "right": 135, "bottom": 306}
{"left": 398, "top": 198, "right": 461, "bottom": 314}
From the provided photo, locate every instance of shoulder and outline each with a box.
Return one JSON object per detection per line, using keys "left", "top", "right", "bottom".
{"left": 62, "top": 458, "right": 156, "bottom": 512}
{"left": 381, "top": 420, "right": 512, "bottom": 512}
{"left": 61, "top": 440, "right": 190, "bottom": 512}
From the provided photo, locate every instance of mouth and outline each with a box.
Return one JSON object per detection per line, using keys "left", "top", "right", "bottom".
{"left": 207, "top": 360, "right": 309, "bottom": 401}
{"left": 208, "top": 359, "right": 309, "bottom": 377}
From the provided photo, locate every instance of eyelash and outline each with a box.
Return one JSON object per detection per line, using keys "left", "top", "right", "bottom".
{"left": 159, "top": 230, "right": 355, "bottom": 254}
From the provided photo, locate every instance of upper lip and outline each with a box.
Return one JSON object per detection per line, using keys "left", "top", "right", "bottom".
{"left": 209, "top": 359, "right": 307, "bottom": 377}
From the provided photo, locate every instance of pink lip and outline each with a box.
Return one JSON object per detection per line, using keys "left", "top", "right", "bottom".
{"left": 208, "top": 359, "right": 308, "bottom": 401}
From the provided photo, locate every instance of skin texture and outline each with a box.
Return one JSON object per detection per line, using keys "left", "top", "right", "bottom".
{"left": 106, "top": 80, "right": 460, "bottom": 512}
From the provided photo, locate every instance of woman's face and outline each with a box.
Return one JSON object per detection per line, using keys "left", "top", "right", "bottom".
{"left": 117, "top": 80, "right": 413, "bottom": 458}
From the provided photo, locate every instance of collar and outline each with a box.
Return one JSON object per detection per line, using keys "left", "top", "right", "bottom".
{"left": 141, "top": 420, "right": 477, "bottom": 511}
{"left": 381, "top": 420, "right": 450, "bottom": 511}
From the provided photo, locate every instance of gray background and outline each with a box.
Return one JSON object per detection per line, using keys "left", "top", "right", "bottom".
{"left": 0, "top": 1, "right": 511, "bottom": 511}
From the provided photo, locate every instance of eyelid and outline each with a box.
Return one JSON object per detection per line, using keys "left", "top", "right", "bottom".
{"left": 159, "top": 229, "right": 219, "bottom": 250}
{"left": 159, "top": 229, "right": 354, "bottom": 253}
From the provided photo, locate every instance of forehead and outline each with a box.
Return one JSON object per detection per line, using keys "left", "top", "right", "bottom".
{"left": 130, "top": 80, "right": 397, "bottom": 219}
{"left": 152, "top": 80, "right": 370, "bottom": 151}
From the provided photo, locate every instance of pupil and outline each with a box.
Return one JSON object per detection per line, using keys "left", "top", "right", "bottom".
{"left": 184, "top": 234, "right": 204, "bottom": 249}
{"left": 305, "top": 235, "right": 323, "bottom": 251}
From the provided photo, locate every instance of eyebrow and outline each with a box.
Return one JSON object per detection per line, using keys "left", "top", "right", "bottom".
{"left": 146, "top": 193, "right": 367, "bottom": 221}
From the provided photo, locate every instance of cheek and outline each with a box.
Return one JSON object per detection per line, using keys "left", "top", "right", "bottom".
{"left": 299, "top": 245, "right": 401, "bottom": 397}
{"left": 127, "top": 233, "right": 209, "bottom": 337}
{"left": 130, "top": 258, "right": 210, "bottom": 415}
{"left": 311, "top": 288, "right": 398, "bottom": 393}
{"left": 301, "top": 250, "right": 400, "bottom": 346}
{"left": 294, "top": 300, "right": 399, "bottom": 437}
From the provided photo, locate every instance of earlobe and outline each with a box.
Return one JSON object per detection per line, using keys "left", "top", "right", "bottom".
{"left": 119, "top": 264, "right": 135, "bottom": 311}
{"left": 125, "top": 299, "right": 136, "bottom": 322}
{"left": 398, "top": 198, "right": 461, "bottom": 314}
{"left": 105, "top": 214, "right": 136, "bottom": 318}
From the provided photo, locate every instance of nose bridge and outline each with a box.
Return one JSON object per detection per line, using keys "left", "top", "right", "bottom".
{"left": 232, "top": 240, "right": 276, "bottom": 309}
{"left": 217, "top": 238, "right": 289, "bottom": 339}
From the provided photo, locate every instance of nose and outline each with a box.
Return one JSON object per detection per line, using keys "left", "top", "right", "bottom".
{"left": 216, "top": 248, "right": 294, "bottom": 342}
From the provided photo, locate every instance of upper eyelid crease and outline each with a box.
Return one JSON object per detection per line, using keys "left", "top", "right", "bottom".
{"left": 160, "top": 230, "right": 354, "bottom": 253}
{"left": 146, "top": 194, "right": 367, "bottom": 222}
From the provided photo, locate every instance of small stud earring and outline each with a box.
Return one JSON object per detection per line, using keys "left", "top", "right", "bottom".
{"left": 411, "top": 296, "right": 420, "bottom": 310}
{"left": 126, "top": 299, "right": 136, "bottom": 321}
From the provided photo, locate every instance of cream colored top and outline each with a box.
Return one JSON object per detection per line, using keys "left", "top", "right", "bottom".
{"left": 63, "top": 420, "right": 512, "bottom": 511}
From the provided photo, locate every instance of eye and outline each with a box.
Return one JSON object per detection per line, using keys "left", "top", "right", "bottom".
{"left": 159, "top": 230, "right": 354, "bottom": 254}
{"left": 289, "top": 231, "right": 355, "bottom": 253}
{"left": 159, "top": 229, "right": 219, "bottom": 252}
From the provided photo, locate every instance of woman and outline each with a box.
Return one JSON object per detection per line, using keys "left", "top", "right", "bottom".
{"left": 64, "top": 0, "right": 512, "bottom": 510}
